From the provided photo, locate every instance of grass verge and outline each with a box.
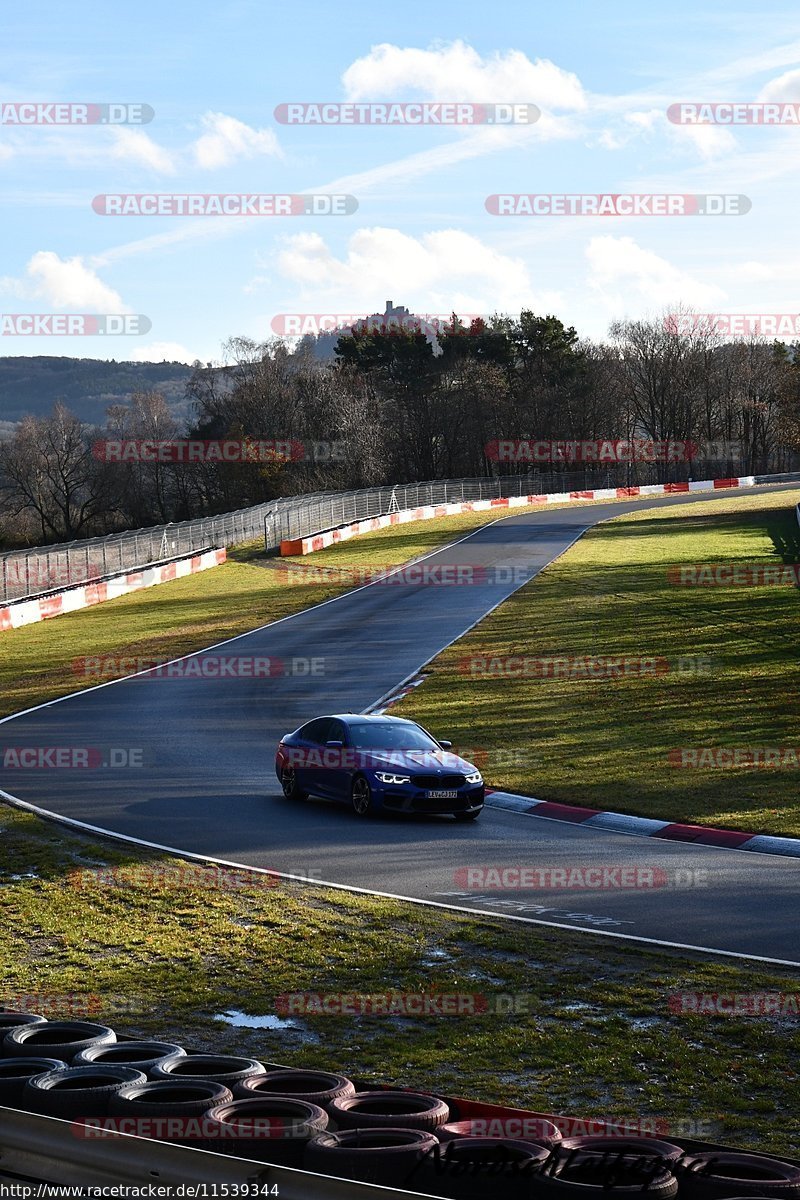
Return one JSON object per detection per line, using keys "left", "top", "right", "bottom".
{"left": 0, "top": 490, "right": 695, "bottom": 723}
{"left": 0, "top": 503, "right": 551, "bottom": 721}
{"left": 394, "top": 490, "right": 800, "bottom": 835}
{"left": 1, "top": 802, "right": 798, "bottom": 1155}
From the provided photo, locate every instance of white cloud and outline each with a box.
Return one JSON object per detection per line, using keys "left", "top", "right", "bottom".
{"left": 671, "top": 122, "right": 737, "bottom": 160}
{"left": 0, "top": 251, "right": 128, "bottom": 312}
{"left": 342, "top": 40, "right": 586, "bottom": 110}
{"left": 109, "top": 127, "right": 176, "bottom": 174}
{"left": 0, "top": 143, "right": 14, "bottom": 162}
{"left": 596, "top": 107, "right": 735, "bottom": 159}
{"left": 758, "top": 67, "right": 800, "bottom": 102}
{"left": 275, "top": 226, "right": 560, "bottom": 314}
{"left": 128, "top": 341, "right": 196, "bottom": 362}
{"left": 596, "top": 109, "right": 661, "bottom": 150}
{"left": 192, "top": 112, "right": 281, "bottom": 168}
{"left": 704, "top": 40, "right": 800, "bottom": 85}
{"left": 585, "top": 236, "right": 726, "bottom": 311}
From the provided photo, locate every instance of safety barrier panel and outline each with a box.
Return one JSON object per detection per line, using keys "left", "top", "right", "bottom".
{"left": 0, "top": 547, "right": 226, "bottom": 633}
{"left": 280, "top": 476, "right": 756, "bottom": 556}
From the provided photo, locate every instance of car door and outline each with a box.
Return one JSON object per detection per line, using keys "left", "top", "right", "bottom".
{"left": 293, "top": 717, "right": 333, "bottom": 796}
{"left": 319, "top": 718, "right": 350, "bottom": 800}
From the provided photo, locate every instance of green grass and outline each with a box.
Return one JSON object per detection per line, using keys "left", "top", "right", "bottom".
{"left": 394, "top": 489, "right": 800, "bottom": 835}
{"left": 1, "top": 802, "right": 798, "bottom": 1155}
{"left": 2, "top": 490, "right": 800, "bottom": 1153}
{"left": 0, "top": 504, "right": 551, "bottom": 721}
{"left": 0, "top": 491, "right": 677, "bottom": 723}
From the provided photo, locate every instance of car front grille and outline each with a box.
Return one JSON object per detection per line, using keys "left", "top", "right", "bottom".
{"left": 410, "top": 774, "right": 466, "bottom": 789}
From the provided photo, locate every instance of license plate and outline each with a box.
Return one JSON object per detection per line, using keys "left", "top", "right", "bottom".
{"left": 427, "top": 789, "right": 458, "bottom": 799}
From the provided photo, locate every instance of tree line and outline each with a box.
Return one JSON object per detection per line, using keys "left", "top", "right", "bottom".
{"left": 1, "top": 310, "right": 799, "bottom": 547}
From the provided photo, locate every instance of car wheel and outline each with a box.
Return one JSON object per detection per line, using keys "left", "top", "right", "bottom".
{"left": 281, "top": 766, "right": 307, "bottom": 801}
{"left": 454, "top": 809, "right": 481, "bottom": 822}
{"left": 351, "top": 775, "right": 373, "bottom": 817}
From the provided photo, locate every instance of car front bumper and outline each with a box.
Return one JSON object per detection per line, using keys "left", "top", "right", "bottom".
{"left": 376, "top": 783, "right": 485, "bottom": 815}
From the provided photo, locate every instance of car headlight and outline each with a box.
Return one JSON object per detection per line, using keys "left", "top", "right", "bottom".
{"left": 375, "top": 771, "right": 411, "bottom": 785}
{"left": 465, "top": 772, "right": 483, "bottom": 784}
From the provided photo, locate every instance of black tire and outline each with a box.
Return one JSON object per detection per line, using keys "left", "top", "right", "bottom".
{"left": 0, "top": 1013, "right": 48, "bottom": 1032}
{"left": 2, "top": 1021, "right": 116, "bottom": 1063}
{"left": 203, "top": 1097, "right": 328, "bottom": 1166}
{"left": 438, "top": 1117, "right": 562, "bottom": 1148}
{"left": 304, "top": 1128, "right": 440, "bottom": 1188}
{"left": 536, "top": 1149, "right": 679, "bottom": 1200}
{"left": 150, "top": 1053, "right": 265, "bottom": 1090}
{"left": 234, "top": 1069, "right": 355, "bottom": 1110}
{"left": 0, "top": 1057, "right": 66, "bottom": 1107}
{"left": 281, "top": 765, "right": 308, "bottom": 801}
{"left": 677, "top": 1152, "right": 800, "bottom": 1200}
{"left": 73, "top": 1041, "right": 186, "bottom": 1075}
{"left": 411, "top": 1137, "right": 552, "bottom": 1200}
{"left": 454, "top": 809, "right": 481, "bottom": 822}
{"left": 560, "top": 1135, "right": 685, "bottom": 1162}
{"left": 108, "top": 1080, "right": 234, "bottom": 1144}
{"left": 22, "top": 1065, "right": 148, "bottom": 1119}
{"left": 328, "top": 1090, "right": 450, "bottom": 1133}
{"left": 351, "top": 775, "right": 374, "bottom": 817}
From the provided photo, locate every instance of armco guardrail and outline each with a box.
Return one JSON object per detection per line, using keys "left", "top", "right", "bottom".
{"left": 0, "top": 547, "right": 226, "bottom": 633}
{"left": 0, "top": 473, "right": 616, "bottom": 604}
{"left": 2, "top": 469, "right": 799, "bottom": 606}
{"left": 0, "top": 1105, "right": 417, "bottom": 1195}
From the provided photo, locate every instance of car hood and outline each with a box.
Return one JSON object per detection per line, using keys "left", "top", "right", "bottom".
{"left": 363, "top": 749, "right": 478, "bottom": 774}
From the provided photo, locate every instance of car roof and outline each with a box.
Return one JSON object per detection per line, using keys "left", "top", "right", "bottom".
{"left": 315, "top": 713, "right": 417, "bottom": 724}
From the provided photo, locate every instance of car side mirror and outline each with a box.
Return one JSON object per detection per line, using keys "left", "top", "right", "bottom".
{"left": 438, "top": 739, "right": 452, "bottom": 749}
{"left": 326, "top": 739, "right": 344, "bottom": 749}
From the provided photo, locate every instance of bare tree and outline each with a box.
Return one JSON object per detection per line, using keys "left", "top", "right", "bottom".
{"left": 0, "top": 404, "right": 115, "bottom": 541}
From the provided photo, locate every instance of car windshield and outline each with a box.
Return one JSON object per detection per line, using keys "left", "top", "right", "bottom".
{"left": 347, "top": 722, "right": 441, "bottom": 751}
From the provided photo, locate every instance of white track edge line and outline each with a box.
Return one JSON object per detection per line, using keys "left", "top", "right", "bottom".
{"left": 0, "top": 512, "right": 524, "bottom": 727}
{"left": 363, "top": 522, "right": 595, "bottom": 713}
{"left": 2, "top": 785, "right": 798, "bottom": 969}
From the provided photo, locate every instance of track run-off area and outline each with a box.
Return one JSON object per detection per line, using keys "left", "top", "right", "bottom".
{"left": 2, "top": 485, "right": 799, "bottom": 966}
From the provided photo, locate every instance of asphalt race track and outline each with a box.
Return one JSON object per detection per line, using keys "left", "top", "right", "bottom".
{"left": 2, "top": 485, "right": 799, "bottom": 965}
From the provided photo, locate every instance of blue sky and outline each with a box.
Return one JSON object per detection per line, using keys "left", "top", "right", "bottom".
{"left": 2, "top": 1, "right": 800, "bottom": 364}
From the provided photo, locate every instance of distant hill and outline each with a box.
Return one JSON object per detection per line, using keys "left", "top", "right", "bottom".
{"left": 0, "top": 356, "right": 199, "bottom": 428}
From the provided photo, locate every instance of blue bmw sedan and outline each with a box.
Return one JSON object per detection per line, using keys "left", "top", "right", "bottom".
{"left": 275, "top": 713, "right": 484, "bottom": 820}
